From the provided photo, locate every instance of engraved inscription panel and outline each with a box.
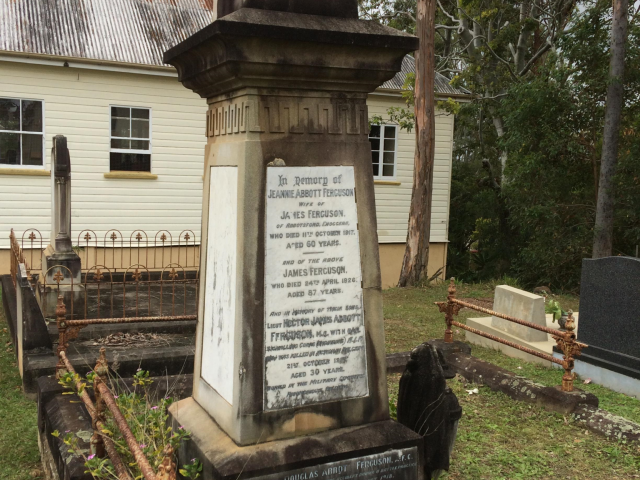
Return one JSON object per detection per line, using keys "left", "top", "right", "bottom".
{"left": 264, "top": 166, "right": 368, "bottom": 410}
{"left": 251, "top": 447, "right": 418, "bottom": 480}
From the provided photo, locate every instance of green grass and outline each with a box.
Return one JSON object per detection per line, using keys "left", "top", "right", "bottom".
{"left": 383, "top": 281, "right": 640, "bottom": 425}
{"left": 1, "top": 281, "right": 639, "bottom": 480}
{"left": 389, "top": 374, "right": 640, "bottom": 480}
{"left": 0, "top": 290, "right": 43, "bottom": 480}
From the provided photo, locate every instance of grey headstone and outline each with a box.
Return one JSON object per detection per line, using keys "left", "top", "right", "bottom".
{"left": 578, "top": 257, "right": 640, "bottom": 377}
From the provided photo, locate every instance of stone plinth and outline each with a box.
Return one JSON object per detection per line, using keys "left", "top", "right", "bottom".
{"left": 164, "top": 3, "right": 418, "bottom": 449}
{"left": 170, "top": 398, "right": 423, "bottom": 480}
{"left": 491, "top": 286, "right": 548, "bottom": 342}
{"left": 467, "top": 314, "right": 579, "bottom": 367}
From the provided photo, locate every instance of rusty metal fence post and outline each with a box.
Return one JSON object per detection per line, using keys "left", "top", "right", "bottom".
{"left": 55, "top": 295, "right": 68, "bottom": 379}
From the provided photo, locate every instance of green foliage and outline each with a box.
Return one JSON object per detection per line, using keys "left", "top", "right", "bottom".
{"left": 545, "top": 299, "right": 565, "bottom": 322}
{"left": 54, "top": 368, "right": 199, "bottom": 480}
{"left": 180, "top": 459, "right": 203, "bottom": 479}
{"left": 448, "top": 0, "right": 640, "bottom": 290}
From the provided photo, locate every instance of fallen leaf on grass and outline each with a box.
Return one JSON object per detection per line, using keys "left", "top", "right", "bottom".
{"left": 583, "top": 378, "right": 592, "bottom": 384}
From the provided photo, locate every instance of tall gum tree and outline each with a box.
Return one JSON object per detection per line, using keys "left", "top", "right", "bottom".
{"left": 592, "top": 0, "right": 629, "bottom": 258}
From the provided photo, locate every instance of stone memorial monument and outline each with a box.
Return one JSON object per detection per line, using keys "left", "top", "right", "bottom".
{"left": 575, "top": 257, "right": 640, "bottom": 398}
{"left": 42, "top": 135, "right": 82, "bottom": 285}
{"left": 164, "top": 1, "right": 425, "bottom": 479}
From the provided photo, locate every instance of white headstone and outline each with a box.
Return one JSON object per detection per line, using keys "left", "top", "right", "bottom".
{"left": 491, "top": 285, "right": 548, "bottom": 342}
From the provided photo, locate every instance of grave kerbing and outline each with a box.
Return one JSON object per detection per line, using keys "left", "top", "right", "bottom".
{"left": 164, "top": 1, "right": 425, "bottom": 479}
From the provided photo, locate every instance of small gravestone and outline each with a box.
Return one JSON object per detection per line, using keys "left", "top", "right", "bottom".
{"left": 576, "top": 257, "right": 640, "bottom": 395}
{"left": 491, "top": 286, "right": 548, "bottom": 342}
{"left": 398, "top": 344, "right": 461, "bottom": 480}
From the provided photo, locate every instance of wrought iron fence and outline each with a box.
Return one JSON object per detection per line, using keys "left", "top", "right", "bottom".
{"left": 56, "top": 311, "right": 178, "bottom": 480}
{"left": 9, "top": 229, "right": 201, "bottom": 281}
{"left": 436, "top": 278, "right": 587, "bottom": 392}
{"left": 41, "top": 262, "right": 199, "bottom": 324}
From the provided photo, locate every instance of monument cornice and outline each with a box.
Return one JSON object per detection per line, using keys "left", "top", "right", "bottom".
{"left": 164, "top": 8, "right": 419, "bottom": 98}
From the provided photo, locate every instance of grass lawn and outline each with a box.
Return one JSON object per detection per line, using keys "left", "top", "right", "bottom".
{"left": 0, "top": 290, "right": 43, "bottom": 480}
{"left": 1, "top": 281, "right": 639, "bottom": 479}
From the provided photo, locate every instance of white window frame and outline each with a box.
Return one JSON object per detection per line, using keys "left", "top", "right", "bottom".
{"left": 109, "top": 105, "right": 153, "bottom": 172}
{"left": 369, "top": 123, "right": 399, "bottom": 180}
{"left": 0, "top": 97, "right": 46, "bottom": 169}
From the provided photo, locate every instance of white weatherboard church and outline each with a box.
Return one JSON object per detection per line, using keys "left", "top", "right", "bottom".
{"left": 0, "top": 0, "right": 468, "bottom": 287}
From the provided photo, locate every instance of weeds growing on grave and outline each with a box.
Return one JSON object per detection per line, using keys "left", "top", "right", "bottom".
{"left": 54, "top": 368, "right": 203, "bottom": 479}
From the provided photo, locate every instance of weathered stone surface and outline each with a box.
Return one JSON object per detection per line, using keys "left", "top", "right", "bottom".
{"left": 491, "top": 285, "right": 548, "bottom": 342}
{"left": 398, "top": 344, "right": 461, "bottom": 480}
{"left": 167, "top": 0, "right": 418, "bottom": 452}
{"left": 263, "top": 166, "right": 367, "bottom": 410}
{"left": 169, "top": 397, "right": 424, "bottom": 480}
{"left": 1, "top": 275, "right": 18, "bottom": 353}
{"left": 215, "top": 0, "right": 359, "bottom": 19}
{"left": 446, "top": 352, "right": 598, "bottom": 414}
{"left": 573, "top": 404, "right": 640, "bottom": 443}
{"left": 164, "top": 9, "right": 417, "bottom": 97}
{"left": 577, "top": 257, "right": 640, "bottom": 380}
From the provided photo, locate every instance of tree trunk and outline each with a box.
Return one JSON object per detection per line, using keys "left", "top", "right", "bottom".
{"left": 593, "top": 0, "right": 628, "bottom": 258}
{"left": 398, "top": 0, "right": 436, "bottom": 287}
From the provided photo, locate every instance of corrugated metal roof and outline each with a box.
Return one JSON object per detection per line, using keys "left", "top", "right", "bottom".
{"left": 0, "top": 0, "right": 213, "bottom": 67}
{"left": 381, "top": 55, "right": 469, "bottom": 96}
{"left": 0, "top": 1, "right": 468, "bottom": 97}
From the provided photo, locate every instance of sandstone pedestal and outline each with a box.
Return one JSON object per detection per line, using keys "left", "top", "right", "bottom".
{"left": 165, "top": 2, "right": 423, "bottom": 479}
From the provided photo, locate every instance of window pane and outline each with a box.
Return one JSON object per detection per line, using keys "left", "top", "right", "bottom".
{"left": 22, "top": 101, "right": 43, "bottom": 132}
{"left": 131, "top": 140, "right": 150, "bottom": 150}
{"left": 369, "top": 138, "right": 380, "bottom": 151}
{"left": 111, "top": 107, "right": 130, "bottom": 118}
{"left": 372, "top": 163, "right": 379, "bottom": 176}
{"left": 371, "top": 151, "right": 380, "bottom": 166}
{"left": 111, "top": 117, "right": 130, "bottom": 137}
{"left": 383, "top": 164, "right": 394, "bottom": 177}
{"left": 369, "top": 125, "right": 381, "bottom": 138}
{"left": 131, "top": 119, "right": 150, "bottom": 139}
{"left": 384, "top": 139, "right": 396, "bottom": 151}
{"left": 0, "top": 98, "right": 20, "bottom": 131}
{"left": 383, "top": 152, "right": 395, "bottom": 164}
{"left": 0, "top": 132, "right": 20, "bottom": 164}
{"left": 22, "top": 134, "right": 43, "bottom": 166}
{"left": 111, "top": 139, "right": 131, "bottom": 149}
{"left": 384, "top": 126, "right": 396, "bottom": 139}
{"left": 110, "top": 152, "right": 151, "bottom": 172}
{"left": 132, "top": 108, "right": 150, "bottom": 120}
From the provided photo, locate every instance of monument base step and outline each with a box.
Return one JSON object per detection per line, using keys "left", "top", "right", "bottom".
{"left": 465, "top": 314, "right": 579, "bottom": 366}
{"left": 169, "top": 397, "right": 425, "bottom": 480}
{"left": 552, "top": 352, "right": 640, "bottom": 400}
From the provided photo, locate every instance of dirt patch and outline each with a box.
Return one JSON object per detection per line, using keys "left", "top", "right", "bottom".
{"left": 82, "top": 332, "right": 174, "bottom": 348}
{"left": 458, "top": 297, "right": 493, "bottom": 310}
